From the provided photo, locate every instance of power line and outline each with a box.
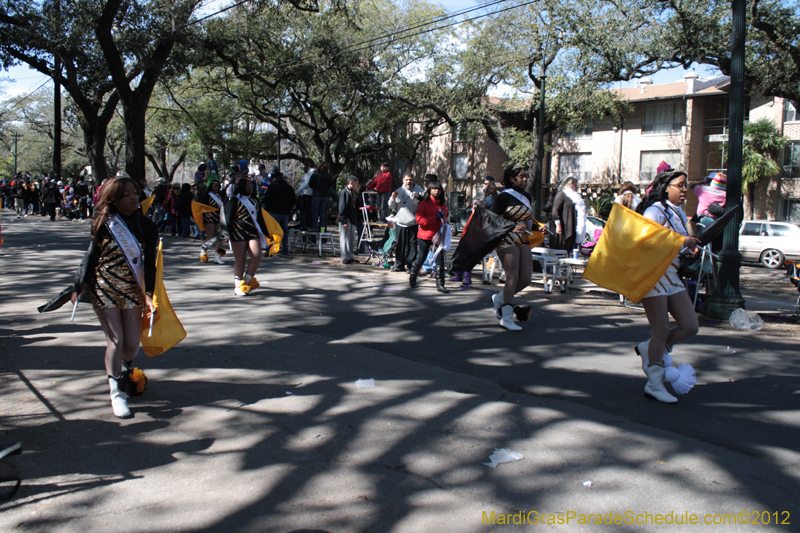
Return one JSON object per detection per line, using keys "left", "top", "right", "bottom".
{"left": 276, "top": 0, "right": 537, "bottom": 71}
{"left": 1, "top": 76, "right": 52, "bottom": 113}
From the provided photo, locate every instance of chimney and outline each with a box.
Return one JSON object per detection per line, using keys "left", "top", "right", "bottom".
{"left": 639, "top": 77, "right": 653, "bottom": 94}
{"left": 684, "top": 71, "right": 699, "bottom": 94}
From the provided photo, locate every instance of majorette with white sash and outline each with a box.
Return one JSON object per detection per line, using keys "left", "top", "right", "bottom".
{"left": 236, "top": 194, "right": 268, "bottom": 250}
{"left": 500, "top": 188, "right": 533, "bottom": 231}
{"left": 107, "top": 213, "right": 145, "bottom": 294}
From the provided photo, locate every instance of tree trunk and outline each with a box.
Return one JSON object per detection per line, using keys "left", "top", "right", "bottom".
{"left": 123, "top": 98, "right": 148, "bottom": 182}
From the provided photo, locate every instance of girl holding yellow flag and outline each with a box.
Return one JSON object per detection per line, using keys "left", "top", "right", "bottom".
{"left": 223, "top": 176, "right": 267, "bottom": 296}
{"left": 197, "top": 180, "right": 226, "bottom": 265}
{"left": 635, "top": 171, "right": 701, "bottom": 404}
{"left": 70, "top": 175, "right": 158, "bottom": 418}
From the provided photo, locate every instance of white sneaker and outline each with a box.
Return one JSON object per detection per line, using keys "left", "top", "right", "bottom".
{"left": 213, "top": 252, "right": 225, "bottom": 265}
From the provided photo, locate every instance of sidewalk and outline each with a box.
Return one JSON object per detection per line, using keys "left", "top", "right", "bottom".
{"left": 0, "top": 212, "right": 798, "bottom": 532}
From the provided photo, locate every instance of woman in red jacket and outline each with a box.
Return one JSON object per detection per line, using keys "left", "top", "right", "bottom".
{"left": 409, "top": 181, "right": 448, "bottom": 293}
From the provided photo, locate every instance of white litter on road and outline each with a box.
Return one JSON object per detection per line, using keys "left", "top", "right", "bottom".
{"left": 355, "top": 378, "right": 374, "bottom": 388}
{"left": 483, "top": 448, "right": 523, "bottom": 468}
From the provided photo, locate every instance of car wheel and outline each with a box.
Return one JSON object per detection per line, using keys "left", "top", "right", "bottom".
{"left": 760, "top": 249, "right": 784, "bottom": 269}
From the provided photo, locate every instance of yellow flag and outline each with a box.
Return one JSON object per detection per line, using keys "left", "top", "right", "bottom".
{"left": 583, "top": 203, "right": 685, "bottom": 303}
{"left": 528, "top": 218, "right": 545, "bottom": 248}
{"left": 141, "top": 240, "right": 186, "bottom": 357}
{"left": 191, "top": 201, "right": 219, "bottom": 233}
{"left": 261, "top": 209, "right": 284, "bottom": 256}
{"left": 140, "top": 194, "right": 155, "bottom": 215}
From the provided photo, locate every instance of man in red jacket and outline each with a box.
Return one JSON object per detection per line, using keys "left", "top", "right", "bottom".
{"left": 366, "top": 162, "right": 392, "bottom": 221}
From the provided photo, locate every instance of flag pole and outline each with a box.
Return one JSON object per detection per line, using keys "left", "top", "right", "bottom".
{"left": 70, "top": 300, "right": 78, "bottom": 322}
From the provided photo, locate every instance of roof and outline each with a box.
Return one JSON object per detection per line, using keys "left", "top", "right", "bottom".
{"left": 611, "top": 75, "right": 730, "bottom": 102}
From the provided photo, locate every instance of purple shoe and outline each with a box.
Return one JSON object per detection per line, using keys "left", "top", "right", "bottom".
{"left": 462, "top": 272, "right": 472, "bottom": 285}
{"left": 450, "top": 271, "right": 463, "bottom": 282}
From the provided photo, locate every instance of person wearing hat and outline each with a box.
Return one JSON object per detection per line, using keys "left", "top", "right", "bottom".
{"left": 473, "top": 175, "right": 498, "bottom": 210}
{"left": 262, "top": 168, "right": 296, "bottom": 255}
{"left": 691, "top": 172, "right": 727, "bottom": 220}
{"left": 222, "top": 175, "right": 268, "bottom": 296}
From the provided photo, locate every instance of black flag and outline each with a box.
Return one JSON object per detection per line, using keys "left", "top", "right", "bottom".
{"left": 450, "top": 205, "right": 516, "bottom": 273}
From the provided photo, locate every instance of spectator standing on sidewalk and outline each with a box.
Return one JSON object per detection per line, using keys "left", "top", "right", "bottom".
{"left": 409, "top": 181, "right": 449, "bottom": 293}
{"left": 262, "top": 168, "right": 296, "bottom": 255}
{"left": 309, "top": 162, "right": 332, "bottom": 232}
{"left": 388, "top": 172, "right": 423, "bottom": 272}
{"left": 296, "top": 160, "right": 316, "bottom": 228}
{"left": 338, "top": 176, "right": 360, "bottom": 264}
{"left": 366, "top": 162, "right": 393, "bottom": 221}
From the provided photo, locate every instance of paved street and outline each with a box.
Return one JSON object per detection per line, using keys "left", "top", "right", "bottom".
{"left": 1, "top": 212, "right": 798, "bottom": 532}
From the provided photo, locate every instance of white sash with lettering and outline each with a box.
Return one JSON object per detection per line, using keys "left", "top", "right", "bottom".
{"left": 208, "top": 192, "right": 222, "bottom": 210}
{"left": 237, "top": 195, "right": 267, "bottom": 249}
{"left": 106, "top": 214, "right": 144, "bottom": 292}
{"left": 501, "top": 189, "right": 533, "bottom": 230}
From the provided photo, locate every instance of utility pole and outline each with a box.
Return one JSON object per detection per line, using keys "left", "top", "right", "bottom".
{"left": 534, "top": 71, "right": 547, "bottom": 220}
{"left": 53, "top": 0, "right": 62, "bottom": 181}
{"left": 13, "top": 133, "right": 19, "bottom": 175}
{"left": 706, "top": 0, "right": 746, "bottom": 319}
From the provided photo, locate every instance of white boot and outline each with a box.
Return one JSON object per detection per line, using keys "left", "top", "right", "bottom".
{"left": 499, "top": 304, "right": 522, "bottom": 331}
{"left": 234, "top": 278, "right": 251, "bottom": 296}
{"left": 635, "top": 339, "right": 673, "bottom": 374}
{"left": 213, "top": 251, "right": 225, "bottom": 264}
{"left": 644, "top": 363, "right": 678, "bottom": 404}
{"left": 491, "top": 292, "right": 503, "bottom": 319}
{"left": 108, "top": 376, "right": 132, "bottom": 418}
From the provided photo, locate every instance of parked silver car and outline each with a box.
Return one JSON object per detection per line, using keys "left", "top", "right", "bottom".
{"left": 739, "top": 220, "right": 800, "bottom": 268}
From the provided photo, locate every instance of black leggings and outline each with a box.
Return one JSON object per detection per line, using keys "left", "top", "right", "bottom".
{"left": 412, "top": 237, "right": 445, "bottom": 275}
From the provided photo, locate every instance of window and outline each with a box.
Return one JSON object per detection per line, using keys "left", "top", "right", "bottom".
{"left": 784, "top": 101, "right": 799, "bottom": 123}
{"left": 639, "top": 150, "right": 680, "bottom": 183}
{"left": 453, "top": 153, "right": 468, "bottom": 180}
{"left": 558, "top": 153, "right": 592, "bottom": 183}
{"left": 783, "top": 142, "right": 800, "bottom": 178}
{"left": 643, "top": 102, "right": 685, "bottom": 134}
{"left": 784, "top": 200, "right": 800, "bottom": 224}
{"left": 563, "top": 120, "right": 593, "bottom": 139}
{"left": 769, "top": 224, "right": 792, "bottom": 237}
{"left": 741, "top": 223, "right": 762, "bottom": 236}
{"left": 453, "top": 123, "right": 470, "bottom": 143}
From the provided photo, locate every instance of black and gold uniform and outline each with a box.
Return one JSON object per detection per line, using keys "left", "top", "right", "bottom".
{"left": 224, "top": 195, "right": 268, "bottom": 242}
{"left": 491, "top": 191, "right": 532, "bottom": 251}
{"left": 200, "top": 192, "right": 222, "bottom": 225}
{"left": 83, "top": 213, "right": 158, "bottom": 311}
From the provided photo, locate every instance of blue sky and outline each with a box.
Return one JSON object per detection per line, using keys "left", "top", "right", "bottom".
{"left": 0, "top": 0, "right": 720, "bottom": 102}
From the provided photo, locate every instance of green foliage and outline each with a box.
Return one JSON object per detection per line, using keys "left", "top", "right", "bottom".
{"left": 588, "top": 191, "right": 614, "bottom": 219}
{"left": 0, "top": 155, "right": 13, "bottom": 179}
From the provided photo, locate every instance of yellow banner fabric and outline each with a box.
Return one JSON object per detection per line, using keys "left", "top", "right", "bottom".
{"left": 261, "top": 209, "right": 284, "bottom": 256}
{"left": 191, "top": 201, "right": 219, "bottom": 233}
{"left": 583, "top": 203, "right": 684, "bottom": 303}
{"left": 140, "top": 195, "right": 155, "bottom": 215}
{"left": 141, "top": 240, "right": 186, "bottom": 357}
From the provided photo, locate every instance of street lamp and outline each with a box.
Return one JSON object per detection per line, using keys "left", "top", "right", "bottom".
{"left": 706, "top": 0, "right": 746, "bottom": 319}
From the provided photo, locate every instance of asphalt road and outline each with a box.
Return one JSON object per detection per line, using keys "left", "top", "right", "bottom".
{"left": 1, "top": 212, "right": 798, "bottom": 533}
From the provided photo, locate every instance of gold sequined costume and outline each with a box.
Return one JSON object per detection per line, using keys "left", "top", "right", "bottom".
{"left": 492, "top": 192, "right": 532, "bottom": 251}
{"left": 90, "top": 237, "right": 145, "bottom": 311}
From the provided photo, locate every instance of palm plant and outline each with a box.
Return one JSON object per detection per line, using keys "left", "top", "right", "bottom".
{"left": 736, "top": 118, "right": 789, "bottom": 218}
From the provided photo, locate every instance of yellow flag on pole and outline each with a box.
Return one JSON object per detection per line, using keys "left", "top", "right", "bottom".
{"left": 527, "top": 218, "right": 545, "bottom": 248}
{"left": 583, "top": 203, "right": 685, "bottom": 303}
{"left": 191, "top": 201, "right": 219, "bottom": 233}
{"left": 261, "top": 209, "right": 284, "bottom": 256}
{"left": 140, "top": 194, "right": 155, "bottom": 215}
{"left": 141, "top": 240, "right": 186, "bottom": 357}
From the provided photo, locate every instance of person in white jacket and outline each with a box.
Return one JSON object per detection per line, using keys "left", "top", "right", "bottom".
{"left": 388, "top": 173, "right": 424, "bottom": 272}
{"left": 296, "top": 161, "right": 315, "bottom": 228}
